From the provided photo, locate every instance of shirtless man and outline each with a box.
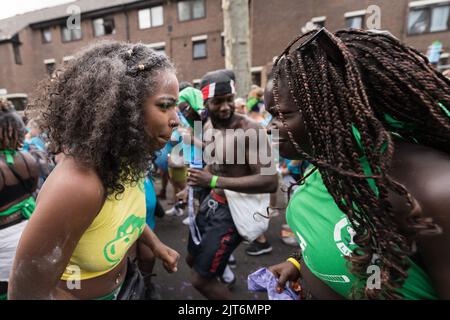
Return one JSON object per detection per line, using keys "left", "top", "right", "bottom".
{"left": 186, "top": 69, "right": 278, "bottom": 299}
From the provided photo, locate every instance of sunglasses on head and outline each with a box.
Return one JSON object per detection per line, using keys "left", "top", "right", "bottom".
{"left": 289, "top": 27, "right": 345, "bottom": 67}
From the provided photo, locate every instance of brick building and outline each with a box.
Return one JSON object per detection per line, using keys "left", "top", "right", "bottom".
{"left": 1, "top": 0, "right": 450, "bottom": 110}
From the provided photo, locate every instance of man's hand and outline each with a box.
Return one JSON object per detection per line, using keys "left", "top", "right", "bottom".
{"left": 187, "top": 168, "right": 213, "bottom": 188}
{"left": 153, "top": 242, "right": 180, "bottom": 273}
{"left": 268, "top": 261, "right": 301, "bottom": 293}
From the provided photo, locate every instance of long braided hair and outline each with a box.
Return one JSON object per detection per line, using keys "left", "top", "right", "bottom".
{"left": 272, "top": 29, "right": 450, "bottom": 299}
{"left": 0, "top": 99, "right": 26, "bottom": 150}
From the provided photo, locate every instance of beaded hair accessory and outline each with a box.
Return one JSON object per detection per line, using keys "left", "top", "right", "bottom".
{"left": 125, "top": 47, "right": 149, "bottom": 75}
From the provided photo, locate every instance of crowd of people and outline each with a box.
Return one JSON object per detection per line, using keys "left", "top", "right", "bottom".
{"left": 0, "top": 27, "right": 449, "bottom": 300}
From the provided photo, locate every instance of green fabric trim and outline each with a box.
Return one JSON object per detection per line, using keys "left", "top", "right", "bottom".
{"left": 0, "top": 150, "right": 16, "bottom": 165}
{"left": 94, "top": 284, "right": 122, "bottom": 300}
{"left": 438, "top": 102, "right": 450, "bottom": 117}
{"left": 0, "top": 293, "right": 7, "bottom": 300}
{"left": 0, "top": 196, "right": 36, "bottom": 219}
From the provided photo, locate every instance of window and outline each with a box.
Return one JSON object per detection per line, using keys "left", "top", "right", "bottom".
{"left": 408, "top": 4, "right": 450, "bottom": 34}
{"left": 221, "top": 34, "right": 225, "bottom": 56}
{"left": 11, "top": 34, "right": 22, "bottom": 65}
{"left": 13, "top": 43, "right": 22, "bottom": 65}
{"left": 146, "top": 42, "right": 166, "bottom": 55}
{"left": 311, "top": 16, "right": 326, "bottom": 28}
{"left": 61, "top": 25, "right": 82, "bottom": 42}
{"left": 46, "top": 63, "right": 55, "bottom": 76}
{"left": 138, "top": 6, "right": 164, "bottom": 29}
{"left": 63, "top": 56, "right": 74, "bottom": 64}
{"left": 178, "top": 0, "right": 205, "bottom": 21}
{"left": 430, "top": 5, "right": 450, "bottom": 31}
{"left": 193, "top": 40, "right": 207, "bottom": 59}
{"left": 346, "top": 15, "right": 364, "bottom": 29}
{"left": 408, "top": 8, "right": 428, "bottom": 34}
{"left": 41, "top": 28, "right": 52, "bottom": 43}
{"left": 93, "top": 17, "right": 115, "bottom": 37}
{"left": 440, "top": 52, "right": 450, "bottom": 65}
{"left": 251, "top": 72, "right": 262, "bottom": 87}
{"left": 193, "top": 79, "right": 201, "bottom": 89}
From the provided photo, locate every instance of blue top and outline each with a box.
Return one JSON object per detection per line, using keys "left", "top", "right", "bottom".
{"left": 23, "top": 136, "right": 46, "bottom": 152}
{"left": 144, "top": 177, "right": 157, "bottom": 230}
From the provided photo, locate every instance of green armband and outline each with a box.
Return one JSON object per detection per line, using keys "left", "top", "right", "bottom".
{"left": 210, "top": 175, "right": 219, "bottom": 189}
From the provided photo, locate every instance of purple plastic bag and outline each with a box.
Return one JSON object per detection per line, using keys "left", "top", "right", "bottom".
{"left": 247, "top": 267, "right": 300, "bottom": 300}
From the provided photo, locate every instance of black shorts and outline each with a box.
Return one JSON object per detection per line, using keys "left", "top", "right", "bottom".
{"left": 187, "top": 193, "right": 242, "bottom": 279}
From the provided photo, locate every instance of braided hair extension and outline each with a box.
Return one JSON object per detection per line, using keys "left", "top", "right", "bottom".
{"left": 27, "top": 41, "right": 174, "bottom": 197}
{"left": 0, "top": 99, "right": 26, "bottom": 150}
{"left": 272, "top": 29, "right": 449, "bottom": 299}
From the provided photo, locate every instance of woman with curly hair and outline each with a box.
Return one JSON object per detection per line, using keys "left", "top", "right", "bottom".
{"left": 0, "top": 99, "right": 40, "bottom": 300}
{"left": 8, "top": 41, "right": 180, "bottom": 300}
{"left": 267, "top": 28, "right": 450, "bottom": 299}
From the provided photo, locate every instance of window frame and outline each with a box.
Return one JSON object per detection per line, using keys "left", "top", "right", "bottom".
{"left": 407, "top": 3, "right": 450, "bottom": 35}
{"left": 13, "top": 43, "right": 22, "bottom": 65}
{"left": 92, "top": 17, "right": 116, "bottom": 37}
{"left": 345, "top": 15, "right": 365, "bottom": 29}
{"left": 41, "top": 27, "right": 52, "bottom": 44}
{"left": 138, "top": 6, "right": 164, "bottom": 30}
{"left": 60, "top": 24, "right": 83, "bottom": 43}
{"left": 177, "top": 0, "right": 206, "bottom": 22}
{"left": 145, "top": 42, "right": 166, "bottom": 55}
{"left": 311, "top": 16, "right": 326, "bottom": 28}
{"left": 192, "top": 39, "right": 207, "bottom": 60}
{"left": 220, "top": 32, "right": 225, "bottom": 57}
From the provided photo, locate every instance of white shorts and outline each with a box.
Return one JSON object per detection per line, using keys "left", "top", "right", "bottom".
{"left": 0, "top": 220, "right": 28, "bottom": 282}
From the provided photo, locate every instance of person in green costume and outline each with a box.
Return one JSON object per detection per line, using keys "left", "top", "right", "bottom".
{"left": 266, "top": 28, "right": 450, "bottom": 300}
{"left": 0, "top": 99, "right": 40, "bottom": 300}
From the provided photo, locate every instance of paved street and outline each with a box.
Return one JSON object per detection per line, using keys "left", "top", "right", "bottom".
{"left": 150, "top": 178, "right": 295, "bottom": 300}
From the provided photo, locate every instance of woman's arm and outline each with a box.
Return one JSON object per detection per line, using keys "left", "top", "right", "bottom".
{"left": 8, "top": 159, "right": 105, "bottom": 299}
{"left": 415, "top": 187, "right": 450, "bottom": 299}
{"left": 139, "top": 225, "right": 179, "bottom": 273}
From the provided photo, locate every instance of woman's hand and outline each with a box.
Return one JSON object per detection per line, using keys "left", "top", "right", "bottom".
{"left": 268, "top": 261, "right": 301, "bottom": 293}
{"left": 176, "top": 187, "right": 189, "bottom": 203}
{"left": 153, "top": 242, "right": 180, "bottom": 273}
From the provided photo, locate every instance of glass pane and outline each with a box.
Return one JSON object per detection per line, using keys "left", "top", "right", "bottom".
{"left": 46, "top": 63, "right": 55, "bottom": 76}
{"left": 72, "top": 27, "right": 82, "bottom": 40}
{"left": 61, "top": 26, "right": 71, "bottom": 41}
{"left": 104, "top": 18, "right": 115, "bottom": 35}
{"left": 151, "top": 6, "right": 164, "bottom": 27}
{"left": 430, "top": 6, "right": 449, "bottom": 32}
{"left": 139, "top": 9, "right": 151, "bottom": 29}
{"left": 93, "top": 18, "right": 105, "bottom": 37}
{"left": 192, "top": 0, "right": 205, "bottom": 19}
{"left": 193, "top": 41, "right": 206, "bottom": 58}
{"left": 178, "top": 1, "right": 191, "bottom": 21}
{"left": 346, "top": 16, "right": 363, "bottom": 29}
{"left": 408, "top": 9, "right": 428, "bottom": 34}
{"left": 42, "top": 28, "right": 52, "bottom": 42}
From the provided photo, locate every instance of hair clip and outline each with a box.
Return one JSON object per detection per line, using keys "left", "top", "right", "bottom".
{"left": 138, "top": 64, "right": 145, "bottom": 71}
{"left": 296, "top": 27, "right": 344, "bottom": 67}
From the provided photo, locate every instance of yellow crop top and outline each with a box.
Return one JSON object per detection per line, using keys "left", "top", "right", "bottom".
{"left": 61, "top": 179, "right": 146, "bottom": 281}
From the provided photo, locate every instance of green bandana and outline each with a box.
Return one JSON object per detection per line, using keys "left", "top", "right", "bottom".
{"left": 178, "top": 87, "right": 204, "bottom": 127}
